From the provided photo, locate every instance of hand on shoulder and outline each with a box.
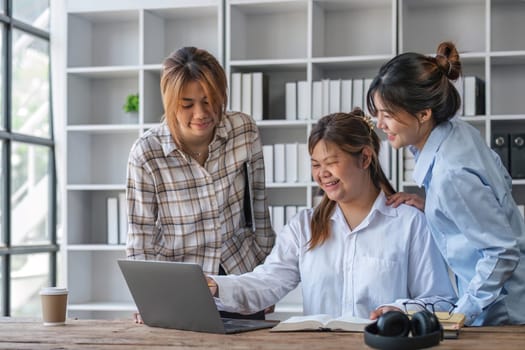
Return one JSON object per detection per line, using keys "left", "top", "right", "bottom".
{"left": 386, "top": 192, "right": 425, "bottom": 212}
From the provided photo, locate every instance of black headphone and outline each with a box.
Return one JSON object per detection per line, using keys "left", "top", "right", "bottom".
{"left": 364, "top": 310, "right": 443, "bottom": 350}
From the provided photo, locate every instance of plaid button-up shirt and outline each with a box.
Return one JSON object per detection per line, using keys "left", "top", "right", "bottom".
{"left": 126, "top": 112, "right": 275, "bottom": 275}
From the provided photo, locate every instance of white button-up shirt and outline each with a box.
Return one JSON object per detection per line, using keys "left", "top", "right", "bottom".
{"left": 214, "top": 191, "right": 456, "bottom": 318}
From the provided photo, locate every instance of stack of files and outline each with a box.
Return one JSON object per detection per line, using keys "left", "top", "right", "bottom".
{"left": 285, "top": 81, "right": 309, "bottom": 120}
{"left": 230, "top": 72, "right": 268, "bottom": 121}
{"left": 263, "top": 143, "right": 310, "bottom": 184}
{"left": 311, "top": 77, "right": 373, "bottom": 120}
{"left": 403, "top": 148, "right": 415, "bottom": 182}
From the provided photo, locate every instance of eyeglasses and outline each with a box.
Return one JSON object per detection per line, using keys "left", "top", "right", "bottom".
{"left": 403, "top": 299, "right": 458, "bottom": 320}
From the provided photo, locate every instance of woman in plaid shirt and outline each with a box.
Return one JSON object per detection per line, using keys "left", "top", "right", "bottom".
{"left": 125, "top": 47, "right": 275, "bottom": 320}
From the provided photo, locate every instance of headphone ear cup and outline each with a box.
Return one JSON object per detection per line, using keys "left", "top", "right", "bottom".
{"left": 376, "top": 311, "right": 411, "bottom": 337}
{"left": 411, "top": 311, "right": 440, "bottom": 336}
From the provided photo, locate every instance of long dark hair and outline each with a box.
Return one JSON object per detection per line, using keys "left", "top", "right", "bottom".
{"left": 308, "top": 109, "right": 395, "bottom": 250}
{"left": 367, "top": 41, "right": 462, "bottom": 125}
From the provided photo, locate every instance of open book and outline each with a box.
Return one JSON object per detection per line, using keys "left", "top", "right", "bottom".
{"left": 270, "top": 313, "right": 371, "bottom": 332}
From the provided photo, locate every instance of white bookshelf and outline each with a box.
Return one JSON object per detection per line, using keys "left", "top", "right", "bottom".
{"left": 62, "top": 0, "right": 525, "bottom": 319}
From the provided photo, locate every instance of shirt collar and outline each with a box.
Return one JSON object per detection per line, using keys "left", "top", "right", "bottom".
{"left": 412, "top": 121, "right": 452, "bottom": 186}
{"left": 331, "top": 190, "right": 397, "bottom": 227}
{"left": 157, "top": 115, "right": 229, "bottom": 157}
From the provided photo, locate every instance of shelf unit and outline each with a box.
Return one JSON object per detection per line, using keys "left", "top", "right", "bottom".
{"left": 226, "top": 0, "right": 398, "bottom": 205}
{"left": 62, "top": 0, "right": 525, "bottom": 319}
{"left": 63, "top": 0, "right": 224, "bottom": 319}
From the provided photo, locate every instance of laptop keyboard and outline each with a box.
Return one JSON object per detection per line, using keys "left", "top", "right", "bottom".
{"left": 221, "top": 318, "right": 277, "bottom": 332}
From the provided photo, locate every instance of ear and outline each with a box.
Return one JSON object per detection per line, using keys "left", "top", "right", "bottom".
{"left": 417, "top": 109, "right": 432, "bottom": 124}
{"left": 360, "top": 147, "right": 373, "bottom": 169}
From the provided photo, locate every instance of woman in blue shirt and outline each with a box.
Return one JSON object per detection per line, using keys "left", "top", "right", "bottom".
{"left": 367, "top": 41, "right": 525, "bottom": 326}
{"left": 207, "top": 110, "right": 456, "bottom": 320}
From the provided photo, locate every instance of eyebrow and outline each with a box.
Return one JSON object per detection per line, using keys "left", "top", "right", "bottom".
{"left": 311, "top": 155, "right": 339, "bottom": 163}
{"left": 181, "top": 96, "right": 208, "bottom": 103}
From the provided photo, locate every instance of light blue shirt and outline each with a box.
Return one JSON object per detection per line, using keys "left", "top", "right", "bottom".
{"left": 412, "top": 118, "right": 525, "bottom": 326}
{"left": 213, "top": 191, "right": 456, "bottom": 318}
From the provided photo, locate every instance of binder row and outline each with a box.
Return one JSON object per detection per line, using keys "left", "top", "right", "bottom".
{"left": 263, "top": 140, "right": 392, "bottom": 184}
{"left": 455, "top": 76, "right": 486, "bottom": 117}
{"left": 286, "top": 78, "right": 375, "bottom": 120}
{"left": 269, "top": 205, "right": 307, "bottom": 234}
{"left": 492, "top": 133, "right": 525, "bottom": 179}
{"left": 106, "top": 193, "right": 127, "bottom": 245}
{"left": 403, "top": 148, "right": 415, "bottom": 183}
{"left": 263, "top": 143, "right": 311, "bottom": 184}
{"left": 230, "top": 72, "right": 267, "bottom": 121}
{"left": 310, "top": 78, "right": 373, "bottom": 119}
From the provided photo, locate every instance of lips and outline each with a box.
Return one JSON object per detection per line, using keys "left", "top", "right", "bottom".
{"left": 192, "top": 119, "right": 212, "bottom": 128}
{"left": 323, "top": 179, "right": 340, "bottom": 187}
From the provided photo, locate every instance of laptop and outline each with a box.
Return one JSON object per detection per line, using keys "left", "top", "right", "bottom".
{"left": 118, "top": 259, "right": 278, "bottom": 334}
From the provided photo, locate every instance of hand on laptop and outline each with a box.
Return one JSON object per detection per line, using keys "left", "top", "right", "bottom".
{"left": 133, "top": 311, "right": 144, "bottom": 324}
{"left": 264, "top": 305, "right": 275, "bottom": 314}
{"left": 206, "top": 276, "right": 218, "bottom": 297}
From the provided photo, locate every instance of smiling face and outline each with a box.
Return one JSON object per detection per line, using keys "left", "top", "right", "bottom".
{"left": 311, "top": 139, "right": 370, "bottom": 206}
{"left": 174, "top": 80, "right": 219, "bottom": 145}
{"left": 373, "top": 92, "right": 434, "bottom": 151}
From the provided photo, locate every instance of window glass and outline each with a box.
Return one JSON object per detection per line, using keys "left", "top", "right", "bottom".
{"left": 11, "top": 29, "right": 50, "bottom": 138}
{"left": 10, "top": 143, "right": 50, "bottom": 245}
{"left": 0, "top": 257, "right": 3, "bottom": 315}
{"left": 0, "top": 24, "right": 4, "bottom": 130}
{"left": 0, "top": 141, "right": 3, "bottom": 246}
{"left": 13, "top": 0, "right": 49, "bottom": 31}
{"left": 11, "top": 252, "right": 51, "bottom": 316}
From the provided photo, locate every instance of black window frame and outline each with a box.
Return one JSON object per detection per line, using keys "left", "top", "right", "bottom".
{"left": 0, "top": 0, "right": 57, "bottom": 317}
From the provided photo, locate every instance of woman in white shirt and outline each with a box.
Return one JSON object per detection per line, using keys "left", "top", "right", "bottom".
{"left": 208, "top": 110, "right": 456, "bottom": 319}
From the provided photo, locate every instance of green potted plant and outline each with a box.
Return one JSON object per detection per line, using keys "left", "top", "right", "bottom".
{"left": 123, "top": 93, "right": 139, "bottom": 113}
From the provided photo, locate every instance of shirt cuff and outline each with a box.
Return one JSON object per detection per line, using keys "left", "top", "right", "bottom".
{"left": 456, "top": 294, "right": 482, "bottom": 326}
{"left": 210, "top": 275, "right": 240, "bottom": 313}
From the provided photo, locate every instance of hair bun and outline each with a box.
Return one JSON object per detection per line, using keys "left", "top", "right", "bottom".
{"left": 352, "top": 107, "right": 365, "bottom": 116}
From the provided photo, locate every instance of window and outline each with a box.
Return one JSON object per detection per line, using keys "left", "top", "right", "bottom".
{"left": 0, "top": 0, "right": 56, "bottom": 317}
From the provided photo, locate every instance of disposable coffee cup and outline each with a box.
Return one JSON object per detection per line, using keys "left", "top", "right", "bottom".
{"left": 40, "top": 287, "right": 68, "bottom": 326}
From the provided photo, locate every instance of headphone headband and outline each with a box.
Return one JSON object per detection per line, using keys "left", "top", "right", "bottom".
{"left": 363, "top": 311, "right": 443, "bottom": 350}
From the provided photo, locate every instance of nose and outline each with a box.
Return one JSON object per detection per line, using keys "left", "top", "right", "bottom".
{"left": 318, "top": 165, "right": 331, "bottom": 177}
{"left": 194, "top": 102, "right": 208, "bottom": 117}
{"left": 376, "top": 114, "right": 385, "bottom": 130}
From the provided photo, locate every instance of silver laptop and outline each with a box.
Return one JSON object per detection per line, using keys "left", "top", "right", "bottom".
{"left": 118, "top": 259, "right": 278, "bottom": 334}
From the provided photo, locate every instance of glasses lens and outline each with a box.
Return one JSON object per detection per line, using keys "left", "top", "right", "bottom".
{"left": 403, "top": 301, "right": 428, "bottom": 313}
{"left": 433, "top": 300, "right": 456, "bottom": 319}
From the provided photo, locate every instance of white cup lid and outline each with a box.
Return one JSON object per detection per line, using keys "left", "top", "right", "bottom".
{"left": 40, "top": 287, "right": 68, "bottom": 295}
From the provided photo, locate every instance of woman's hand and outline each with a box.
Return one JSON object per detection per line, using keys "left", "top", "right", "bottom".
{"left": 206, "top": 276, "right": 218, "bottom": 297}
{"left": 264, "top": 305, "right": 275, "bottom": 314}
{"left": 386, "top": 192, "right": 425, "bottom": 211}
{"left": 369, "top": 306, "right": 404, "bottom": 320}
{"left": 133, "top": 312, "right": 144, "bottom": 324}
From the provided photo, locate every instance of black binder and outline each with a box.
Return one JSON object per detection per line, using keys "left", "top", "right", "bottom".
{"left": 510, "top": 134, "right": 525, "bottom": 179}
{"left": 491, "top": 134, "right": 510, "bottom": 172}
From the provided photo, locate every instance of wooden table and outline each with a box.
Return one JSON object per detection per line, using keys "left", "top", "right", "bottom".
{"left": 1, "top": 318, "right": 524, "bottom": 349}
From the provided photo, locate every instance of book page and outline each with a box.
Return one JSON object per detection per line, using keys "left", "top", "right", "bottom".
{"left": 270, "top": 314, "right": 332, "bottom": 332}
{"left": 325, "top": 314, "right": 371, "bottom": 332}
{"left": 271, "top": 314, "right": 371, "bottom": 332}
{"left": 282, "top": 314, "right": 333, "bottom": 325}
